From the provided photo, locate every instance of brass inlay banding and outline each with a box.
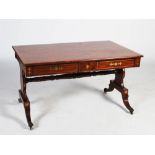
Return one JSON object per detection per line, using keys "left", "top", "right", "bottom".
{"left": 28, "top": 67, "right": 32, "bottom": 75}
{"left": 109, "top": 62, "right": 122, "bottom": 66}
{"left": 50, "top": 65, "right": 63, "bottom": 71}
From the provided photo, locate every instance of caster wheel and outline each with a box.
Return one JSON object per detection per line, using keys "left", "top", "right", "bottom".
{"left": 18, "top": 98, "right": 22, "bottom": 103}
{"left": 129, "top": 109, "right": 134, "bottom": 115}
{"left": 29, "top": 123, "right": 34, "bottom": 130}
{"left": 104, "top": 88, "right": 108, "bottom": 93}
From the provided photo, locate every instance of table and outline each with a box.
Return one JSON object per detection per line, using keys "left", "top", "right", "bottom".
{"left": 13, "top": 41, "right": 143, "bottom": 129}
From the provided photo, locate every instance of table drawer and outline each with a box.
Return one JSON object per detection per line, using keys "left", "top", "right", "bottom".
{"left": 79, "top": 61, "right": 97, "bottom": 72}
{"left": 97, "top": 59, "right": 135, "bottom": 70}
{"left": 26, "top": 63, "right": 78, "bottom": 76}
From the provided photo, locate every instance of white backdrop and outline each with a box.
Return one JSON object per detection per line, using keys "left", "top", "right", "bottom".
{"left": 0, "top": 20, "right": 155, "bottom": 134}
{"left": 0, "top": 19, "right": 155, "bottom": 61}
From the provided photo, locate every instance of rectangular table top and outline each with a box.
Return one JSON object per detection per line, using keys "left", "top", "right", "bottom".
{"left": 13, "top": 41, "right": 143, "bottom": 66}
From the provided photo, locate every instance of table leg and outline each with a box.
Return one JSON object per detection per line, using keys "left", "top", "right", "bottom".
{"left": 18, "top": 68, "right": 33, "bottom": 129}
{"left": 104, "top": 69, "right": 134, "bottom": 114}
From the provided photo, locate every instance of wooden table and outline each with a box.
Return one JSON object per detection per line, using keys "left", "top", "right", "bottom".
{"left": 13, "top": 41, "right": 143, "bottom": 129}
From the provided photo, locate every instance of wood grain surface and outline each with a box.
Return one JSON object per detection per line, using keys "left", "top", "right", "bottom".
{"left": 13, "top": 41, "right": 143, "bottom": 66}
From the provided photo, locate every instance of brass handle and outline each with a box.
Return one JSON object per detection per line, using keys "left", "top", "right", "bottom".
{"left": 110, "top": 62, "right": 122, "bottom": 66}
{"left": 51, "top": 65, "right": 59, "bottom": 71}
{"left": 51, "top": 65, "right": 63, "bottom": 71}
{"left": 85, "top": 64, "right": 90, "bottom": 69}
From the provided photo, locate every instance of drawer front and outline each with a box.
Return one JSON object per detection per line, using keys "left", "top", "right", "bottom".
{"left": 79, "top": 61, "right": 97, "bottom": 72}
{"left": 26, "top": 63, "right": 78, "bottom": 76}
{"left": 97, "top": 59, "right": 135, "bottom": 70}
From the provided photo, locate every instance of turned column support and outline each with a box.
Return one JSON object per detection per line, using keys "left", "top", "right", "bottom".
{"left": 18, "top": 67, "right": 33, "bottom": 129}
{"left": 104, "top": 69, "right": 134, "bottom": 114}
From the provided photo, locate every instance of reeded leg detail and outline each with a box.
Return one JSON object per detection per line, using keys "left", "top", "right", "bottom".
{"left": 19, "top": 68, "right": 33, "bottom": 129}
{"left": 19, "top": 90, "right": 33, "bottom": 129}
{"left": 104, "top": 69, "right": 134, "bottom": 114}
{"left": 121, "top": 88, "right": 134, "bottom": 114}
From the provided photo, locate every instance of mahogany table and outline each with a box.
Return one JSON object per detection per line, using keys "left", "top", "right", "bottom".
{"left": 13, "top": 41, "right": 143, "bottom": 129}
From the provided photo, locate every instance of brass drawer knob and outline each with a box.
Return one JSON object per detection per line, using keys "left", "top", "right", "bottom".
{"left": 85, "top": 64, "right": 90, "bottom": 69}
{"left": 110, "top": 62, "right": 122, "bottom": 66}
